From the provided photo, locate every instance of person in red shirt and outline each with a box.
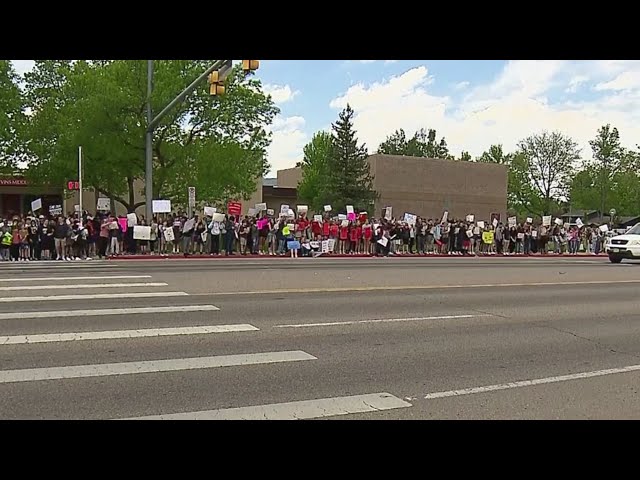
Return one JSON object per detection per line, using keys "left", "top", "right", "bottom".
{"left": 312, "top": 219, "right": 323, "bottom": 240}
{"left": 349, "top": 223, "right": 358, "bottom": 254}
{"left": 363, "top": 223, "right": 373, "bottom": 255}
{"left": 339, "top": 222, "right": 349, "bottom": 254}
{"left": 329, "top": 221, "right": 339, "bottom": 240}
{"left": 322, "top": 220, "right": 330, "bottom": 239}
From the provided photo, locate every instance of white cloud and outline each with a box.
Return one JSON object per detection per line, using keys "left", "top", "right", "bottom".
{"left": 266, "top": 116, "right": 308, "bottom": 175}
{"left": 263, "top": 83, "right": 300, "bottom": 104}
{"left": 565, "top": 75, "right": 589, "bottom": 93}
{"left": 328, "top": 60, "right": 640, "bottom": 162}
{"left": 454, "top": 81, "right": 470, "bottom": 90}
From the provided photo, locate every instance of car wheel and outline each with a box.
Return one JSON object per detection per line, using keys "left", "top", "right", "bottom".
{"left": 609, "top": 255, "right": 623, "bottom": 264}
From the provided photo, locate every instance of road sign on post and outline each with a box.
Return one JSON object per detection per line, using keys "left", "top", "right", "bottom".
{"left": 188, "top": 187, "right": 196, "bottom": 218}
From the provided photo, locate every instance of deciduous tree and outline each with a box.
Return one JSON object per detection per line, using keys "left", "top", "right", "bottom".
{"left": 297, "top": 131, "right": 333, "bottom": 212}
{"left": 516, "top": 131, "right": 580, "bottom": 215}
{"left": 0, "top": 60, "right": 26, "bottom": 171}
{"left": 23, "top": 60, "right": 279, "bottom": 212}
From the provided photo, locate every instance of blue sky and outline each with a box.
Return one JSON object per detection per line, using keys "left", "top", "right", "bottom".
{"left": 12, "top": 60, "right": 640, "bottom": 175}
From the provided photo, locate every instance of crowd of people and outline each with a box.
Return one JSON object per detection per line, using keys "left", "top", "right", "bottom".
{"left": 0, "top": 208, "right": 617, "bottom": 261}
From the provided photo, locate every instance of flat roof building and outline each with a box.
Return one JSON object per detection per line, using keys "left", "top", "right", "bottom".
{"left": 261, "top": 155, "right": 508, "bottom": 221}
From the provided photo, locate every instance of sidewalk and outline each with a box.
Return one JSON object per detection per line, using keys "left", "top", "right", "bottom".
{"left": 108, "top": 252, "right": 609, "bottom": 261}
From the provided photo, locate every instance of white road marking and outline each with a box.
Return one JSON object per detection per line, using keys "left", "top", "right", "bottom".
{"left": 0, "top": 350, "right": 316, "bottom": 384}
{"left": 274, "top": 314, "right": 485, "bottom": 329}
{"left": 123, "top": 392, "right": 412, "bottom": 420}
{"left": 420, "top": 364, "right": 640, "bottom": 401}
{"left": 0, "top": 275, "right": 152, "bottom": 283}
{"left": 1, "top": 324, "right": 258, "bottom": 345}
{"left": 0, "top": 305, "right": 220, "bottom": 321}
{"left": 0, "top": 282, "right": 167, "bottom": 292}
{"left": 207, "top": 279, "right": 640, "bottom": 296}
{"left": 0, "top": 292, "right": 189, "bottom": 303}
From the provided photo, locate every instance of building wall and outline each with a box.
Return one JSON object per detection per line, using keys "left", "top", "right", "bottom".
{"left": 368, "top": 154, "right": 507, "bottom": 221}
{"left": 277, "top": 168, "right": 302, "bottom": 189}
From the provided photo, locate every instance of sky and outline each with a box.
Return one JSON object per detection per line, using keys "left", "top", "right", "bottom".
{"left": 12, "top": 60, "right": 640, "bottom": 176}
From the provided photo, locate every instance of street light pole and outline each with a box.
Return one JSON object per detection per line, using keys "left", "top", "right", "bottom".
{"left": 144, "top": 59, "right": 231, "bottom": 223}
{"left": 145, "top": 60, "right": 154, "bottom": 223}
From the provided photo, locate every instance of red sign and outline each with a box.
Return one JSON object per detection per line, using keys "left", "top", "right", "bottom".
{"left": 0, "top": 178, "right": 28, "bottom": 186}
{"left": 67, "top": 181, "right": 80, "bottom": 190}
{"left": 227, "top": 201, "right": 242, "bottom": 216}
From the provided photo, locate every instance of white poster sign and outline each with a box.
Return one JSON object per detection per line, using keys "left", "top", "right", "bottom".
{"left": 477, "top": 221, "right": 485, "bottom": 229}
{"left": 280, "top": 204, "right": 290, "bottom": 214}
{"left": 508, "top": 216, "right": 517, "bottom": 227}
{"left": 555, "top": 218, "right": 563, "bottom": 226}
{"left": 314, "top": 215, "right": 323, "bottom": 223}
{"left": 31, "top": 198, "right": 42, "bottom": 212}
{"left": 163, "top": 227, "right": 175, "bottom": 242}
{"left": 576, "top": 218, "right": 584, "bottom": 228}
{"left": 204, "top": 206, "right": 217, "bottom": 217}
{"left": 542, "top": 216, "right": 552, "bottom": 227}
{"left": 321, "top": 240, "right": 329, "bottom": 253}
{"left": 466, "top": 214, "right": 474, "bottom": 223}
{"left": 127, "top": 213, "right": 137, "bottom": 227}
{"left": 403, "top": 213, "right": 417, "bottom": 226}
{"left": 133, "top": 225, "right": 151, "bottom": 240}
{"left": 255, "top": 203, "right": 267, "bottom": 211}
{"left": 526, "top": 217, "right": 533, "bottom": 224}
{"left": 346, "top": 205, "right": 354, "bottom": 214}
{"left": 324, "top": 205, "right": 332, "bottom": 212}
{"left": 377, "top": 237, "right": 389, "bottom": 247}
{"left": 492, "top": 218, "right": 498, "bottom": 228}
{"left": 183, "top": 218, "right": 196, "bottom": 233}
{"left": 248, "top": 208, "right": 257, "bottom": 217}
{"left": 385, "top": 206, "right": 393, "bottom": 221}
{"left": 213, "top": 213, "right": 226, "bottom": 222}
{"left": 97, "top": 197, "right": 111, "bottom": 211}
{"left": 152, "top": 200, "right": 172, "bottom": 214}
{"left": 266, "top": 209, "right": 275, "bottom": 216}
{"left": 297, "top": 205, "right": 308, "bottom": 214}
{"left": 441, "top": 211, "right": 448, "bottom": 224}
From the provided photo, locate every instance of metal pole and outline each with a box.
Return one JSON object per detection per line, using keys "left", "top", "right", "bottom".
{"left": 78, "top": 145, "right": 83, "bottom": 227}
{"left": 145, "top": 60, "right": 154, "bottom": 222}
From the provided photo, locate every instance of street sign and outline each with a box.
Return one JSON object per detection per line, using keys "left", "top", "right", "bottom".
{"left": 188, "top": 187, "right": 196, "bottom": 208}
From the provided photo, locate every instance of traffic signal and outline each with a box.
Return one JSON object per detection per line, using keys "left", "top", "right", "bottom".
{"left": 242, "top": 60, "right": 260, "bottom": 72}
{"left": 67, "top": 181, "right": 80, "bottom": 190}
{"left": 208, "top": 71, "right": 225, "bottom": 96}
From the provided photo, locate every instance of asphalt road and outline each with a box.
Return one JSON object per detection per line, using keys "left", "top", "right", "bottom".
{"left": 1, "top": 256, "right": 640, "bottom": 420}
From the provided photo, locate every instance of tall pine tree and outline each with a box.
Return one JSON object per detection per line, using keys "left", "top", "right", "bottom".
{"left": 326, "top": 104, "right": 377, "bottom": 212}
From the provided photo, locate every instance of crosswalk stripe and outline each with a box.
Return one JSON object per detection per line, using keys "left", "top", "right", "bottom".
{"left": 123, "top": 392, "right": 412, "bottom": 420}
{"left": 0, "top": 305, "right": 220, "bottom": 321}
{"left": 0, "top": 350, "right": 316, "bottom": 384}
{"left": 1, "top": 324, "right": 258, "bottom": 345}
{"left": 0, "top": 292, "right": 189, "bottom": 303}
{"left": 0, "top": 282, "right": 167, "bottom": 292}
{"left": 0, "top": 275, "right": 152, "bottom": 283}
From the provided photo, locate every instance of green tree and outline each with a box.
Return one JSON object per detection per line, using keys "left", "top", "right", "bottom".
{"left": 326, "top": 104, "right": 377, "bottom": 211}
{"left": 377, "top": 127, "right": 451, "bottom": 159}
{"left": 23, "top": 60, "right": 279, "bottom": 212}
{"left": 569, "top": 168, "right": 600, "bottom": 212}
{"left": 458, "top": 151, "right": 472, "bottom": 162}
{"left": 297, "top": 131, "right": 333, "bottom": 212}
{"left": 0, "top": 60, "right": 26, "bottom": 171}
{"left": 476, "top": 145, "right": 538, "bottom": 216}
{"left": 587, "top": 124, "right": 625, "bottom": 221}
{"left": 517, "top": 131, "right": 581, "bottom": 215}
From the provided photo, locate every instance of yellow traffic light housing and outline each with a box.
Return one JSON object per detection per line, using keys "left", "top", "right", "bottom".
{"left": 242, "top": 60, "right": 260, "bottom": 72}
{"left": 208, "top": 71, "right": 225, "bottom": 96}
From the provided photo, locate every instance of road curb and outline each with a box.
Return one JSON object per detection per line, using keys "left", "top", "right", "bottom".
{"left": 106, "top": 253, "right": 609, "bottom": 261}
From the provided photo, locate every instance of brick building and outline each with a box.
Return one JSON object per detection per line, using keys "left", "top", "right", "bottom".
{"left": 260, "top": 155, "right": 508, "bottom": 221}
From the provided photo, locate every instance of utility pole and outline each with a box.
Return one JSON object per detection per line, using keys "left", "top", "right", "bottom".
{"left": 145, "top": 61, "right": 154, "bottom": 222}
{"left": 78, "top": 145, "right": 83, "bottom": 227}
{"left": 144, "top": 60, "right": 233, "bottom": 222}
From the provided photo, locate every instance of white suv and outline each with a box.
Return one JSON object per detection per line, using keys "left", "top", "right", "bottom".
{"left": 606, "top": 223, "right": 640, "bottom": 263}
